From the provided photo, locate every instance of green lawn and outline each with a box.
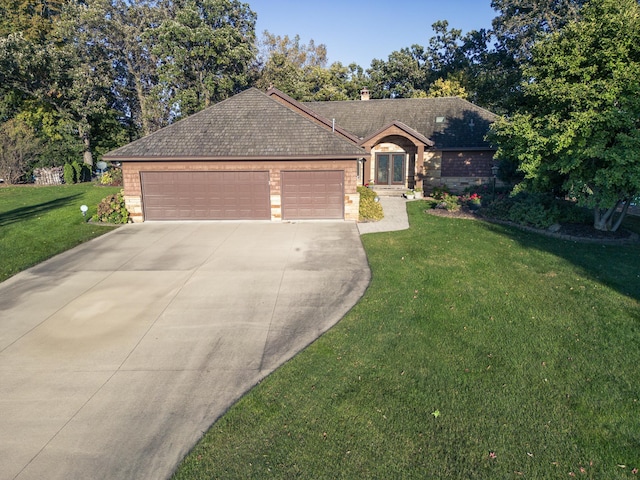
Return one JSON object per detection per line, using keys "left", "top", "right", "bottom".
{"left": 174, "top": 202, "right": 640, "bottom": 479}
{"left": 0, "top": 184, "right": 121, "bottom": 282}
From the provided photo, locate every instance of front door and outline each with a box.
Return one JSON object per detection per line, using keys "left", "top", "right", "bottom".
{"left": 376, "top": 153, "right": 405, "bottom": 185}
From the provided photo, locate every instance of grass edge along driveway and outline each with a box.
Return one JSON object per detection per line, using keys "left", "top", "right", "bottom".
{"left": 173, "top": 202, "right": 640, "bottom": 479}
{"left": 0, "top": 184, "right": 121, "bottom": 282}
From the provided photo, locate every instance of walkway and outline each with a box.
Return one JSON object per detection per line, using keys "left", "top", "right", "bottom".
{"left": 357, "top": 196, "right": 411, "bottom": 234}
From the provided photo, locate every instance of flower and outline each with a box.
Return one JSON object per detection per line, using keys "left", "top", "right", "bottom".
{"left": 489, "top": 451, "right": 497, "bottom": 459}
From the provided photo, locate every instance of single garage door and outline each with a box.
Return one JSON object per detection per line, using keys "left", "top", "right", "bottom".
{"left": 281, "top": 170, "right": 344, "bottom": 220}
{"left": 141, "top": 171, "right": 270, "bottom": 220}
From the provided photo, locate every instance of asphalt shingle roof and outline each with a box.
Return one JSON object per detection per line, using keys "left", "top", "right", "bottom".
{"left": 104, "top": 88, "right": 366, "bottom": 160}
{"left": 302, "top": 97, "right": 498, "bottom": 150}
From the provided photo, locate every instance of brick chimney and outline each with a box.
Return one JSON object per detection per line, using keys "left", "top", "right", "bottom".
{"left": 360, "top": 88, "right": 370, "bottom": 101}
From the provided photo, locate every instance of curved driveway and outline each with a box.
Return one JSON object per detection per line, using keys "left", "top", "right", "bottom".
{"left": 0, "top": 222, "right": 370, "bottom": 480}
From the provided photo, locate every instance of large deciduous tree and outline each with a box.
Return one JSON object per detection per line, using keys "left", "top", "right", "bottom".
{"left": 150, "top": 0, "right": 256, "bottom": 119}
{"left": 489, "top": 0, "right": 640, "bottom": 232}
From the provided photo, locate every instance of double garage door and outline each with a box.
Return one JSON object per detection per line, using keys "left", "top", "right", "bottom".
{"left": 141, "top": 170, "right": 343, "bottom": 221}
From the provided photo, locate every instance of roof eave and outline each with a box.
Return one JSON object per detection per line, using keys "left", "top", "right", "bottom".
{"left": 103, "top": 153, "right": 370, "bottom": 162}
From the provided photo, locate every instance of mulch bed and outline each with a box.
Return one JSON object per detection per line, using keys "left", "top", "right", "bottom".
{"left": 424, "top": 206, "right": 639, "bottom": 245}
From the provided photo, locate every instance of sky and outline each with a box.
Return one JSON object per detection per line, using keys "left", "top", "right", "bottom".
{"left": 248, "top": 0, "right": 498, "bottom": 68}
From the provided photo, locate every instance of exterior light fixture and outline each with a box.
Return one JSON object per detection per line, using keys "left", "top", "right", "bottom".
{"left": 80, "top": 205, "right": 88, "bottom": 216}
{"left": 491, "top": 165, "right": 499, "bottom": 201}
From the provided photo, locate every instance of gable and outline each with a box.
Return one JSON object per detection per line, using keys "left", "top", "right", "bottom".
{"left": 104, "top": 88, "right": 366, "bottom": 161}
{"left": 301, "top": 97, "right": 497, "bottom": 150}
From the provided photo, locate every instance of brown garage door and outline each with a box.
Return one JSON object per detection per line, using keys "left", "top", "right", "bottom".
{"left": 141, "top": 171, "right": 270, "bottom": 220}
{"left": 281, "top": 170, "right": 344, "bottom": 220}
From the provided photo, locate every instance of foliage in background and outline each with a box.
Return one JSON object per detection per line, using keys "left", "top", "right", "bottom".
{"left": 488, "top": 0, "right": 640, "bottom": 232}
{"left": 0, "top": 116, "right": 42, "bottom": 183}
{"left": 91, "top": 189, "right": 129, "bottom": 224}
{"left": 99, "top": 168, "right": 123, "bottom": 186}
{"left": 357, "top": 185, "right": 384, "bottom": 222}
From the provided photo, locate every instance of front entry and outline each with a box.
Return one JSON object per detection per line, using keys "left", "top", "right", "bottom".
{"left": 375, "top": 153, "right": 405, "bottom": 185}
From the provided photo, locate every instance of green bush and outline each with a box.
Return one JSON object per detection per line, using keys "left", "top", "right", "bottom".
{"left": 481, "top": 192, "right": 592, "bottom": 228}
{"left": 435, "top": 192, "right": 461, "bottom": 211}
{"left": 91, "top": 190, "right": 130, "bottom": 224}
{"left": 358, "top": 186, "right": 384, "bottom": 221}
{"left": 71, "top": 161, "right": 82, "bottom": 183}
{"left": 431, "top": 184, "right": 452, "bottom": 200}
{"left": 63, "top": 163, "right": 75, "bottom": 184}
{"left": 100, "top": 168, "right": 123, "bottom": 186}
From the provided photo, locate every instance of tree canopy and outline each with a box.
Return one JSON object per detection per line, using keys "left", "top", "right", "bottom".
{"left": 489, "top": 0, "right": 640, "bottom": 231}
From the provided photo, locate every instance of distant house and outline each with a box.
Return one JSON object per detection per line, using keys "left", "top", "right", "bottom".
{"left": 104, "top": 87, "right": 497, "bottom": 222}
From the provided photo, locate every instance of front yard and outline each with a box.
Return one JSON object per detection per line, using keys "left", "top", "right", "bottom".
{"left": 1, "top": 186, "right": 638, "bottom": 478}
{"left": 173, "top": 201, "right": 640, "bottom": 479}
{"left": 0, "top": 184, "right": 120, "bottom": 282}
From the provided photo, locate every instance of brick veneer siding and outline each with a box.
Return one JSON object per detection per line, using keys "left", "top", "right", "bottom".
{"left": 122, "top": 159, "right": 359, "bottom": 222}
{"left": 423, "top": 150, "right": 497, "bottom": 194}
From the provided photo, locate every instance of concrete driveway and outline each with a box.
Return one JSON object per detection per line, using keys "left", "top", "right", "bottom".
{"left": 0, "top": 222, "right": 370, "bottom": 480}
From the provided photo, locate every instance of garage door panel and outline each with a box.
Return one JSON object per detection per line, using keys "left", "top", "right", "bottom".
{"left": 141, "top": 171, "right": 270, "bottom": 220}
{"left": 281, "top": 171, "right": 344, "bottom": 220}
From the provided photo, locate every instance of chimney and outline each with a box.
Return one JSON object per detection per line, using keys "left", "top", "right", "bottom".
{"left": 360, "top": 88, "right": 370, "bottom": 101}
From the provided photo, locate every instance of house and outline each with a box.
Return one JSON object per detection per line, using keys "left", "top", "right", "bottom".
{"left": 298, "top": 88, "right": 498, "bottom": 193}
{"left": 104, "top": 87, "right": 497, "bottom": 222}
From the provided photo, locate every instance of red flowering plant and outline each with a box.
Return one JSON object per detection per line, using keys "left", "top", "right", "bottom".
{"left": 460, "top": 192, "right": 482, "bottom": 208}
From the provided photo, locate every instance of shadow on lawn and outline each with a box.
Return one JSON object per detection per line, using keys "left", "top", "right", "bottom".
{"left": 479, "top": 219, "right": 640, "bottom": 303}
{"left": 0, "top": 194, "right": 82, "bottom": 227}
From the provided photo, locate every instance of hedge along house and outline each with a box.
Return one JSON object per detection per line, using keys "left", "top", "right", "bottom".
{"left": 300, "top": 88, "right": 498, "bottom": 194}
{"left": 103, "top": 88, "right": 368, "bottom": 222}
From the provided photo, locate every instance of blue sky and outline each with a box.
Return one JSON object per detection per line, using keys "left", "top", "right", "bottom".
{"left": 249, "top": 0, "right": 498, "bottom": 68}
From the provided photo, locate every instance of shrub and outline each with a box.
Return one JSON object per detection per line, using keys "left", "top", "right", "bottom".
{"left": 63, "top": 163, "right": 75, "bottom": 184}
{"left": 100, "top": 168, "right": 123, "bottom": 186}
{"left": 480, "top": 192, "right": 592, "bottom": 228}
{"left": 72, "top": 161, "right": 82, "bottom": 183}
{"left": 358, "top": 185, "right": 384, "bottom": 221}
{"left": 431, "top": 184, "right": 451, "bottom": 200}
{"left": 91, "top": 190, "right": 130, "bottom": 224}
{"left": 435, "top": 192, "right": 461, "bottom": 211}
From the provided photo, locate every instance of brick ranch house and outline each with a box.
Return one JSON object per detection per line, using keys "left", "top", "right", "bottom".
{"left": 103, "top": 87, "right": 498, "bottom": 222}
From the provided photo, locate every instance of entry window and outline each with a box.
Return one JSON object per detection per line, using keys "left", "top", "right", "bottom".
{"left": 376, "top": 153, "right": 405, "bottom": 185}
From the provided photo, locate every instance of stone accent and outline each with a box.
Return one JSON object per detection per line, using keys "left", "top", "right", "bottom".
{"left": 344, "top": 192, "right": 360, "bottom": 222}
{"left": 124, "top": 195, "right": 143, "bottom": 223}
{"left": 270, "top": 194, "right": 282, "bottom": 221}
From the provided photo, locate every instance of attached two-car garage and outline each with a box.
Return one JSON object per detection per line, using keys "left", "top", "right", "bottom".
{"left": 140, "top": 169, "right": 345, "bottom": 221}
{"left": 104, "top": 88, "right": 365, "bottom": 222}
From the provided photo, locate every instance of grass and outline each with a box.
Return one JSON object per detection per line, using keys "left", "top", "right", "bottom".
{"left": 0, "top": 184, "right": 121, "bottom": 282}
{"left": 173, "top": 202, "right": 640, "bottom": 479}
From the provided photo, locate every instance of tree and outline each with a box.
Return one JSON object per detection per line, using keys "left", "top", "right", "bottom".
{"left": 0, "top": 117, "right": 42, "bottom": 183}
{"left": 367, "top": 45, "right": 428, "bottom": 98}
{"left": 487, "top": 0, "right": 586, "bottom": 111}
{"left": 488, "top": 0, "right": 640, "bottom": 232}
{"left": 427, "top": 77, "right": 468, "bottom": 99}
{"left": 255, "top": 31, "right": 329, "bottom": 97}
{"left": 150, "top": 0, "right": 257, "bottom": 118}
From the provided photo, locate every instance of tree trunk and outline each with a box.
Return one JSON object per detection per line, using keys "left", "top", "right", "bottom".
{"left": 593, "top": 200, "right": 630, "bottom": 232}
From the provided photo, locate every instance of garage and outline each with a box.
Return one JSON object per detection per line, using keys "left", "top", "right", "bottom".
{"left": 281, "top": 170, "right": 344, "bottom": 220}
{"left": 140, "top": 171, "right": 270, "bottom": 220}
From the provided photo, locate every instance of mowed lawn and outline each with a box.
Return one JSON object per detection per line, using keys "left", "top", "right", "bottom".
{"left": 0, "top": 184, "right": 121, "bottom": 282}
{"left": 174, "top": 202, "right": 640, "bottom": 479}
